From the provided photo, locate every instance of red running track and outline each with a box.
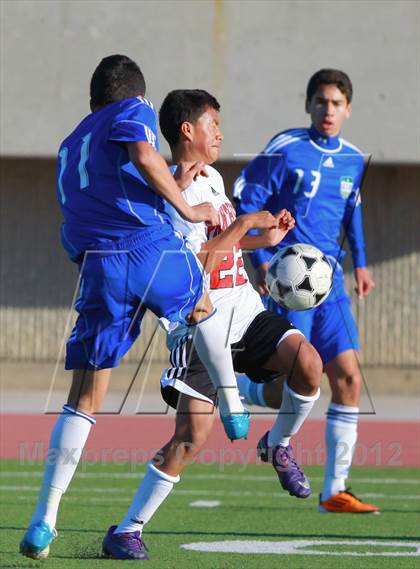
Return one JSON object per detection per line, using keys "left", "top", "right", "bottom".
{"left": 1, "top": 414, "right": 418, "bottom": 467}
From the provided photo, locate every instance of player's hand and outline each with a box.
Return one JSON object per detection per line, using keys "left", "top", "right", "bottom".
{"left": 276, "top": 209, "right": 295, "bottom": 232}
{"left": 174, "top": 161, "right": 208, "bottom": 190}
{"left": 260, "top": 209, "right": 295, "bottom": 247}
{"left": 256, "top": 262, "right": 270, "bottom": 296}
{"left": 187, "top": 202, "right": 219, "bottom": 226}
{"left": 354, "top": 267, "right": 375, "bottom": 298}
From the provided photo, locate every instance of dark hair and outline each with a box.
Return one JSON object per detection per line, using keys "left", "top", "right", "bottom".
{"left": 159, "top": 89, "right": 220, "bottom": 147}
{"left": 306, "top": 69, "right": 353, "bottom": 103}
{"left": 90, "top": 55, "right": 146, "bottom": 109}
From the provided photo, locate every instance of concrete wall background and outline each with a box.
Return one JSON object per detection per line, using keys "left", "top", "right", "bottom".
{"left": 1, "top": 158, "right": 419, "bottom": 367}
{"left": 1, "top": 0, "right": 419, "bottom": 161}
{"left": 1, "top": 1, "right": 419, "bottom": 372}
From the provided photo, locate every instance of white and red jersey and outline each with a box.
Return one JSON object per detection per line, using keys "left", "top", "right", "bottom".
{"left": 165, "top": 165, "right": 265, "bottom": 347}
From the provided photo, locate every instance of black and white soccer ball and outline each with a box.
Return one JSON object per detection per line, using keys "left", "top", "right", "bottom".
{"left": 266, "top": 243, "right": 333, "bottom": 311}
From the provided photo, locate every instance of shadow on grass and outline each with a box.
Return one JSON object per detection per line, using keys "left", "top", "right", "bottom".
{"left": 2, "top": 528, "right": 419, "bottom": 542}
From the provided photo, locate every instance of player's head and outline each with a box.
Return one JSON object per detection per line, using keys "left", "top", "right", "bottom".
{"left": 305, "top": 69, "right": 353, "bottom": 137}
{"left": 90, "top": 55, "right": 146, "bottom": 111}
{"left": 159, "top": 89, "right": 223, "bottom": 164}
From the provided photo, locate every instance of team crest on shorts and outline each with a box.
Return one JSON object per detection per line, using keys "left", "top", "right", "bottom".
{"left": 339, "top": 176, "right": 354, "bottom": 198}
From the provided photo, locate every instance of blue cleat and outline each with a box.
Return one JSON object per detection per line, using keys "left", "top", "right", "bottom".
{"left": 102, "top": 525, "right": 150, "bottom": 560}
{"left": 257, "top": 431, "right": 311, "bottom": 498}
{"left": 20, "top": 521, "right": 57, "bottom": 559}
{"left": 220, "top": 410, "right": 250, "bottom": 441}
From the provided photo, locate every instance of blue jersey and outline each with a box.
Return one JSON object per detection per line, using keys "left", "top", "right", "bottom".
{"left": 57, "top": 96, "right": 172, "bottom": 261}
{"left": 233, "top": 126, "right": 368, "bottom": 271}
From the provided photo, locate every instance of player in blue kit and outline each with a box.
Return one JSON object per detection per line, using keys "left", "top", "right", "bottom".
{"left": 234, "top": 69, "right": 379, "bottom": 514}
{"left": 20, "top": 55, "right": 249, "bottom": 560}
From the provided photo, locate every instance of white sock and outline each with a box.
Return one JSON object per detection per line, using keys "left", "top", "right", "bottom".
{"left": 114, "top": 462, "right": 180, "bottom": 535}
{"left": 267, "top": 381, "right": 320, "bottom": 447}
{"left": 322, "top": 402, "right": 359, "bottom": 501}
{"left": 237, "top": 375, "right": 266, "bottom": 407}
{"left": 192, "top": 310, "right": 244, "bottom": 416}
{"left": 30, "top": 486, "right": 63, "bottom": 532}
{"left": 30, "top": 405, "right": 95, "bottom": 530}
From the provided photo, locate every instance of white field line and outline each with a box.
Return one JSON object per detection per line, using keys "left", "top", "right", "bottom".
{"left": 189, "top": 500, "right": 221, "bottom": 508}
{"left": 0, "top": 471, "right": 419, "bottom": 485}
{"left": 181, "top": 539, "right": 420, "bottom": 557}
{"left": 1, "top": 485, "right": 419, "bottom": 500}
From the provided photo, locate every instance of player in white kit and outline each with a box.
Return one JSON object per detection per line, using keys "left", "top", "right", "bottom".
{"left": 101, "top": 90, "right": 323, "bottom": 560}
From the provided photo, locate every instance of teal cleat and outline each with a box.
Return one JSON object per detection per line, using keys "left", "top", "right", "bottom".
{"left": 20, "top": 521, "right": 57, "bottom": 559}
{"left": 221, "top": 410, "right": 250, "bottom": 441}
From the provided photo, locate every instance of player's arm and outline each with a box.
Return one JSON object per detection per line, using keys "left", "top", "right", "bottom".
{"left": 234, "top": 153, "right": 285, "bottom": 271}
{"left": 196, "top": 211, "right": 278, "bottom": 273}
{"left": 239, "top": 208, "right": 294, "bottom": 295}
{"left": 343, "top": 175, "right": 375, "bottom": 298}
{"left": 233, "top": 154, "right": 277, "bottom": 216}
{"left": 240, "top": 209, "right": 295, "bottom": 249}
{"left": 127, "top": 141, "right": 218, "bottom": 225}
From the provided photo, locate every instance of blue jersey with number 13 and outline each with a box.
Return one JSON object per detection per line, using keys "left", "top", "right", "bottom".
{"left": 234, "top": 126, "right": 368, "bottom": 271}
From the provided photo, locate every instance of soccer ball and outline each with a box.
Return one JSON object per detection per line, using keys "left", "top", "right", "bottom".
{"left": 266, "top": 243, "right": 333, "bottom": 311}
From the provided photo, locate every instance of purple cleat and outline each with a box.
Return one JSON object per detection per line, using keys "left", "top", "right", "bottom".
{"left": 257, "top": 431, "right": 311, "bottom": 499}
{"left": 102, "top": 525, "right": 150, "bottom": 560}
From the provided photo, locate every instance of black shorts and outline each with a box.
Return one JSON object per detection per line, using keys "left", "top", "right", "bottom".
{"left": 160, "top": 310, "right": 302, "bottom": 409}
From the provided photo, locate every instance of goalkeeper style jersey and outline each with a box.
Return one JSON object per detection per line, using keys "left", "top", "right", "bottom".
{"left": 233, "top": 126, "right": 368, "bottom": 271}
{"left": 57, "top": 96, "right": 172, "bottom": 261}
{"left": 165, "top": 165, "right": 265, "bottom": 347}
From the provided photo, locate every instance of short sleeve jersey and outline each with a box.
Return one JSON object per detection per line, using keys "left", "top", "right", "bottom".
{"left": 57, "top": 97, "right": 172, "bottom": 260}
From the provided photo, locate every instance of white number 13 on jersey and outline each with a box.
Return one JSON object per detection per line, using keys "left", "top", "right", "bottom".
{"left": 293, "top": 168, "right": 321, "bottom": 198}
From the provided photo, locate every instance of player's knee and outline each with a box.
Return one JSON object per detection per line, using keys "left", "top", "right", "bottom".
{"left": 297, "top": 342, "right": 323, "bottom": 392}
{"left": 334, "top": 370, "right": 362, "bottom": 400}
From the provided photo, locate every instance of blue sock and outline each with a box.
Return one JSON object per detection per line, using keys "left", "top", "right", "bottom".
{"left": 237, "top": 375, "right": 266, "bottom": 407}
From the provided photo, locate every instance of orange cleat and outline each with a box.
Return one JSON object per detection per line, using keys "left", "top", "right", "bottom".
{"left": 319, "top": 488, "right": 380, "bottom": 514}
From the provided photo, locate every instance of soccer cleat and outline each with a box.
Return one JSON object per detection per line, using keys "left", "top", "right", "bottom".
{"left": 102, "top": 525, "right": 150, "bottom": 560}
{"left": 220, "top": 410, "right": 250, "bottom": 441}
{"left": 20, "top": 521, "right": 57, "bottom": 559}
{"left": 257, "top": 431, "right": 311, "bottom": 498}
{"left": 319, "top": 488, "right": 380, "bottom": 514}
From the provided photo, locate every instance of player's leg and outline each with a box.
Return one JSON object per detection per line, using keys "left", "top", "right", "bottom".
{"left": 238, "top": 335, "right": 319, "bottom": 409}
{"left": 311, "top": 294, "right": 379, "bottom": 513}
{"left": 67, "top": 368, "right": 111, "bottom": 413}
{"left": 156, "top": 396, "right": 216, "bottom": 476}
{"left": 322, "top": 349, "right": 360, "bottom": 499}
{"left": 320, "top": 350, "right": 377, "bottom": 513}
{"left": 187, "top": 291, "right": 246, "bottom": 424}
{"left": 258, "top": 336, "right": 321, "bottom": 498}
{"left": 237, "top": 303, "right": 314, "bottom": 409}
{"left": 262, "top": 332, "right": 322, "bottom": 448}
{"left": 234, "top": 311, "right": 322, "bottom": 498}
{"left": 138, "top": 233, "right": 247, "bottom": 439}
{"left": 20, "top": 369, "right": 110, "bottom": 559}
{"left": 21, "top": 251, "right": 142, "bottom": 558}
{"left": 103, "top": 395, "right": 215, "bottom": 560}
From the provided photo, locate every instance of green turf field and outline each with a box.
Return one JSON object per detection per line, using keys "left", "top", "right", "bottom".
{"left": 1, "top": 460, "right": 419, "bottom": 568}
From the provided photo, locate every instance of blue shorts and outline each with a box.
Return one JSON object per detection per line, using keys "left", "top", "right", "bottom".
{"left": 65, "top": 227, "right": 205, "bottom": 370}
{"left": 268, "top": 271, "right": 359, "bottom": 364}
